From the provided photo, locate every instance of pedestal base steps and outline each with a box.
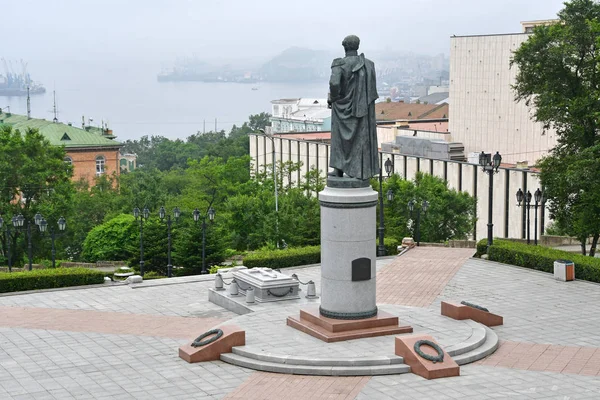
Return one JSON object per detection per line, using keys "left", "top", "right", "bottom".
{"left": 217, "top": 305, "right": 499, "bottom": 376}
{"left": 286, "top": 305, "right": 413, "bottom": 343}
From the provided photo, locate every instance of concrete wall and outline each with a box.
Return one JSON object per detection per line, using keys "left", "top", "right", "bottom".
{"left": 449, "top": 34, "right": 558, "bottom": 165}
{"left": 250, "top": 134, "right": 550, "bottom": 241}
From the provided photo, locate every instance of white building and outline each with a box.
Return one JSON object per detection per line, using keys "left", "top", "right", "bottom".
{"left": 270, "top": 98, "right": 331, "bottom": 133}
{"left": 449, "top": 21, "right": 559, "bottom": 165}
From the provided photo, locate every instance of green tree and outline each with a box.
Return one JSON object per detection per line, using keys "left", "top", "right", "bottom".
{"left": 511, "top": 0, "right": 600, "bottom": 255}
{"left": 379, "top": 172, "right": 476, "bottom": 243}
{"left": 0, "top": 126, "right": 74, "bottom": 266}
{"left": 81, "top": 214, "right": 138, "bottom": 262}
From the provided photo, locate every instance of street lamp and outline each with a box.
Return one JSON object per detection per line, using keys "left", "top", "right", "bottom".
{"left": 258, "top": 129, "right": 279, "bottom": 247}
{"left": 133, "top": 207, "right": 150, "bottom": 277}
{"left": 479, "top": 151, "right": 502, "bottom": 249}
{"left": 159, "top": 206, "right": 180, "bottom": 278}
{"left": 408, "top": 199, "right": 429, "bottom": 246}
{"left": 38, "top": 216, "right": 67, "bottom": 268}
{"left": 516, "top": 188, "right": 542, "bottom": 245}
{"left": 9, "top": 213, "right": 40, "bottom": 271}
{"left": 194, "top": 206, "right": 216, "bottom": 274}
{"left": 377, "top": 157, "right": 394, "bottom": 256}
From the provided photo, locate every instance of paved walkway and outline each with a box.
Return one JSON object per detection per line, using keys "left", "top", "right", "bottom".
{"left": 2, "top": 247, "right": 600, "bottom": 399}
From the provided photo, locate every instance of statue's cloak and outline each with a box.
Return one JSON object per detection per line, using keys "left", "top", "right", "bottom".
{"left": 329, "top": 53, "right": 379, "bottom": 180}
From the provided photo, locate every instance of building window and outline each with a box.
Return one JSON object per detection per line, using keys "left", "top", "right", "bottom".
{"left": 63, "top": 156, "right": 73, "bottom": 165}
{"left": 96, "top": 155, "right": 106, "bottom": 176}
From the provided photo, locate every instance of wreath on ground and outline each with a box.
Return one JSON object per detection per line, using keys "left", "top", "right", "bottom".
{"left": 191, "top": 329, "right": 224, "bottom": 347}
{"left": 460, "top": 301, "right": 489, "bottom": 313}
{"left": 414, "top": 340, "right": 444, "bottom": 363}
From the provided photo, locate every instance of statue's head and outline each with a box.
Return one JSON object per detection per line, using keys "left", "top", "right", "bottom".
{"left": 342, "top": 35, "right": 360, "bottom": 52}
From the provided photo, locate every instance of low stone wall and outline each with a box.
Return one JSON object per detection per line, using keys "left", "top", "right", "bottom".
{"left": 448, "top": 240, "right": 477, "bottom": 249}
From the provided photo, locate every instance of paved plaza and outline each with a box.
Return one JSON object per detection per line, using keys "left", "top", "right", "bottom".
{"left": 2, "top": 247, "right": 600, "bottom": 399}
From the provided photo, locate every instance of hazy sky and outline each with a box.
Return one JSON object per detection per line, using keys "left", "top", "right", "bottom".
{"left": 3, "top": 0, "right": 567, "bottom": 66}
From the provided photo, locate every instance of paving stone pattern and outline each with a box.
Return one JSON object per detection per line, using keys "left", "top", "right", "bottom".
{"left": 479, "top": 340, "right": 600, "bottom": 376}
{"left": 377, "top": 248, "right": 474, "bottom": 307}
{"left": 224, "top": 373, "right": 370, "bottom": 400}
{"left": 0, "top": 279, "right": 237, "bottom": 319}
{"left": 0, "top": 327, "right": 252, "bottom": 400}
{"left": 432, "top": 258, "right": 600, "bottom": 346}
{"left": 2, "top": 250, "right": 600, "bottom": 399}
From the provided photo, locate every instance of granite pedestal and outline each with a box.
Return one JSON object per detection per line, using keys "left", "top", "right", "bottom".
{"left": 318, "top": 182, "right": 378, "bottom": 319}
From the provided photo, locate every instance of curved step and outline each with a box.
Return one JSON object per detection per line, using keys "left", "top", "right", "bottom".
{"left": 232, "top": 346, "right": 404, "bottom": 367}
{"left": 221, "top": 352, "right": 411, "bottom": 376}
{"left": 453, "top": 326, "right": 499, "bottom": 365}
{"left": 446, "top": 320, "right": 487, "bottom": 357}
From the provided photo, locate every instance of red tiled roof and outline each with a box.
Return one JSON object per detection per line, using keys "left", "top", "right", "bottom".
{"left": 375, "top": 102, "right": 449, "bottom": 121}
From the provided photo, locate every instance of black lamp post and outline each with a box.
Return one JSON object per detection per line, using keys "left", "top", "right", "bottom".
{"left": 516, "top": 188, "right": 542, "bottom": 245}
{"left": 38, "top": 216, "right": 67, "bottom": 268}
{"left": 194, "top": 206, "right": 215, "bottom": 274}
{"left": 408, "top": 199, "right": 429, "bottom": 246}
{"left": 377, "top": 157, "right": 393, "bottom": 257}
{"left": 159, "top": 206, "right": 180, "bottom": 278}
{"left": 10, "top": 213, "right": 40, "bottom": 271}
{"left": 0, "top": 216, "right": 13, "bottom": 272}
{"left": 133, "top": 207, "right": 150, "bottom": 277}
{"left": 479, "top": 151, "right": 502, "bottom": 249}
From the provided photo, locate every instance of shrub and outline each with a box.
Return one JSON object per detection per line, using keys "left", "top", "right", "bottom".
{"left": 384, "top": 237, "right": 401, "bottom": 255}
{"left": 475, "top": 238, "right": 488, "bottom": 257}
{"left": 142, "top": 271, "right": 166, "bottom": 280}
{"left": 0, "top": 268, "right": 106, "bottom": 293}
{"left": 244, "top": 246, "right": 321, "bottom": 269}
{"left": 486, "top": 239, "right": 600, "bottom": 283}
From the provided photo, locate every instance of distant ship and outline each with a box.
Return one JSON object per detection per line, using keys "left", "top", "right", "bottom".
{"left": 0, "top": 59, "right": 46, "bottom": 96}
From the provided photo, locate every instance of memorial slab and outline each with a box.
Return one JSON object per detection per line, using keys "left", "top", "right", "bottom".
{"left": 395, "top": 334, "right": 460, "bottom": 379}
{"left": 232, "top": 268, "right": 300, "bottom": 302}
{"left": 179, "top": 324, "right": 245, "bottom": 363}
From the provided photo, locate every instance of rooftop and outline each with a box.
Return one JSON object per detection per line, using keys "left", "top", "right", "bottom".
{"left": 0, "top": 111, "right": 121, "bottom": 148}
{"left": 375, "top": 102, "right": 449, "bottom": 121}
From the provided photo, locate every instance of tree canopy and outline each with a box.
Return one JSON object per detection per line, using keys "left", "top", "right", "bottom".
{"left": 512, "top": 0, "right": 600, "bottom": 255}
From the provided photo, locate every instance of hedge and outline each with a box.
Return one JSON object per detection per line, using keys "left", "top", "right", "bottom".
{"left": 244, "top": 246, "right": 321, "bottom": 269}
{"left": 0, "top": 268, "right": 106, "bottom": 293}
{"left": 244, "top": 239, "right": 402, "bottom": 270}
{"left": 483, "top": 239, "right": 600, "bottom": 283}
{"left": 384, "top": 237, "right": 401, "bottom": 255}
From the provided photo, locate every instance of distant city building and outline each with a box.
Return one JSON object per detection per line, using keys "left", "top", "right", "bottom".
{"left": 120, "top": 153, "right": 138, "bottom": 173}
{"left": 0, "top": 110, "right": 123, "bottom": 185}
{"left": 449, "top": 20, "right": 559, "bottom": 165}
{"left": 416, "top": 92, "right": 450, "bottom": 105}
{"left": 375, "top": 101, "right": 449, "bottom": 121}
{"left": 270, "top": 98, "right": 331, "bottom": 133}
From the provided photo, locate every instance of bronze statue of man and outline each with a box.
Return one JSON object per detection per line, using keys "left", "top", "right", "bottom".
{"left": 328, "top": 35, "right": 378, "bottom": 181}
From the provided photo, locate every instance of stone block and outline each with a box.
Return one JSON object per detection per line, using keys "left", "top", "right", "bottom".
{"left": 441, "top": 301, "right": 503, "bottom": 327}
{"left": 394, "top": 334, "right": 459, "bottom": 380}
{"left": 287, "top": 306, "right": 412, "bottom": 343}
{"left": 179, "top": 325, "right": 245, "bottom": 363}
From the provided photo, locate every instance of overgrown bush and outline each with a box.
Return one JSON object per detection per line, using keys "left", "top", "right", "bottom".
{"left": 244, "top": 246, "right": 321, "bottom": 269}
{"left": 485, "top": 239, "right": 600, "bottom": 283}
{"left": 0, "top": 268, "right": 106, "bottom": 293}
{"left": 475, "top": 238, "right": 488, "bottom": 257}
{"left": 384, "top": 237, "right": 401, "bottom": 255}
